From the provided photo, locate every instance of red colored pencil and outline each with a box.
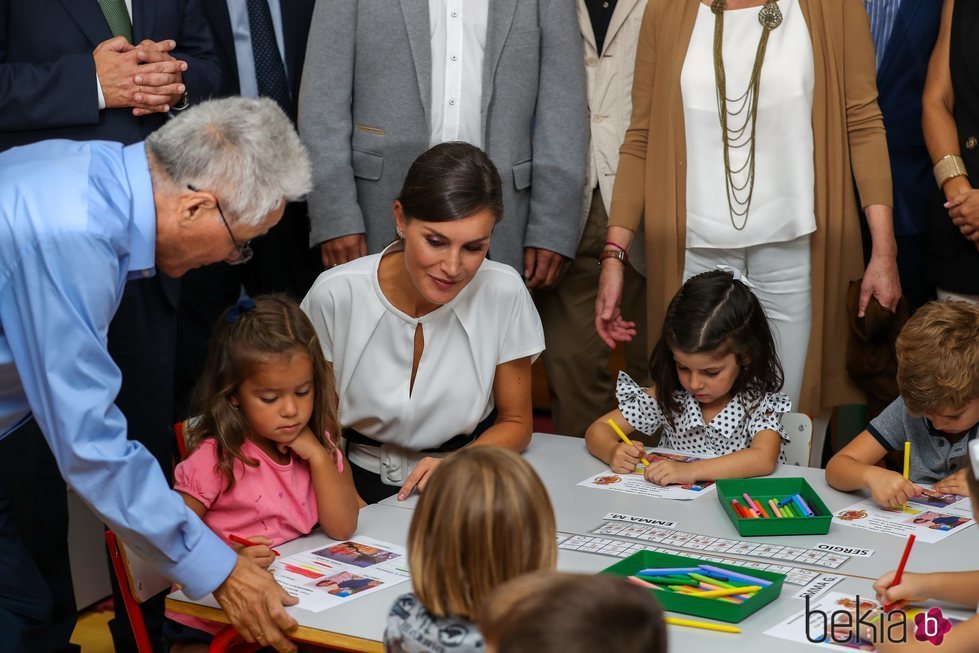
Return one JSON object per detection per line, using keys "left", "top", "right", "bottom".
{"left": 229, "top": 533, "right": 280, "bottom": 557}
{"left": 883, "top": 534, "right": 916, "bottom": 611}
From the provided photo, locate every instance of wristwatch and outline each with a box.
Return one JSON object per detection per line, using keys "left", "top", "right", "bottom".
{"left": 171, "top": 91, "right": 190, "bottom": 111}
{"left": 599, "top": 248, "right": 628, "bottom": 267}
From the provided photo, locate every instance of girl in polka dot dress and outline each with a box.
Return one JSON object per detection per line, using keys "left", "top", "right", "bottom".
{"left": 585, "top": 269, "right": 790, "bottom": 485}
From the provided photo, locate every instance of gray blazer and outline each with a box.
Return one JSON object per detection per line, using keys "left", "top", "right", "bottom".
{"left": 298, "top": 0, "right": 588, "bottom": 271}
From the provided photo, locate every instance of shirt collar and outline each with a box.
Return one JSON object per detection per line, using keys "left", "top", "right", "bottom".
{"left": 122, "top": 142, "right": 156, "bottom": 277}
{"left": 675, "top": 392, "right": 749, "bottom": 437}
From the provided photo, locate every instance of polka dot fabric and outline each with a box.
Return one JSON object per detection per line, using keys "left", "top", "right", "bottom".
{"left": 615, "top": 371, "right": 791, "bottom": 462}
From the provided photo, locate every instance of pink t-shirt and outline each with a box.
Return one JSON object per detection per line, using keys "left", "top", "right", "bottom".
{"left": 167, "top": 437, "right": 319, "bottom": 635}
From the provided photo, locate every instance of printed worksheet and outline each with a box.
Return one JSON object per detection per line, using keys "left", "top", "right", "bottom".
{"left": 765, "top": 592, "right": 971, "bottom": 650}
{"left": 832, "top": 487, "right": 974, "bottom": 544}
{"left": 269, "top": 536, "right": 410, "bottom": 612}
{"left": 577, "top": 449, "right": 717, "bottom": 500}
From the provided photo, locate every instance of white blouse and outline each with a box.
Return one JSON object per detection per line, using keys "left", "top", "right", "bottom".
{"left": 615, "top": 372, "right": 790, "bottom": 461}
{"left": 681, "top": 0, "right": 815, "bottom": 249}
{"left": 301, "top": 243, "right": 544, "bottom": 451}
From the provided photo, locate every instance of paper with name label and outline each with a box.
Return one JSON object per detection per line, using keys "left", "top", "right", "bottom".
{"left": 577, "top": 449, "right": 716, "bottom": 500}
{"left": 269, "top": 536, "right": 410, "bottom": 612}
{"left": 832, "top": 486, "right": 974, "bottom": 544}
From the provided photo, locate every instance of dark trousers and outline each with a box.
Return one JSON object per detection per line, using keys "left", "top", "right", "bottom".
{"left": 0, "top": 419, "right": 75, "bottom": 653}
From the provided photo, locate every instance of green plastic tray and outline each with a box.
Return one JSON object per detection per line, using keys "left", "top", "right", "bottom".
{"left": 715, "top": 477, "right": 832, "bottom": 536}
{"left": 602, "top": 549, "right": 783, "bottom": 623}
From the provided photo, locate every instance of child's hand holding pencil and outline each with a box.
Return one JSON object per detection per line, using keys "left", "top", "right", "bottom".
{"left": 873, "top": 570, "right": 927, "bottom": 612}
{"left": 865, "top": 466, "right": 922, "bottom": 509}
{"left": 230, "top": 534, "right": 279, "bottom": 569}
{"left": 606, "top": 419, "right": 651, "bottom": 473}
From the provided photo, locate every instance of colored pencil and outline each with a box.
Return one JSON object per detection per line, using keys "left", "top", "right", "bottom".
{"left": 229, "top": 534, "right": 280, "bottom": 557}
{"left": 607, "top": 419, "right": 651, "bottom": 466}
{"left": 687, "top": 585, "right": 762, "bottom": 598}
{"left": 794, "top": 494, "right": 816, "bottom": 516}
{"left": 665, "top": 617, "right": 742, "bottom": 634}
{"left": 902, "top": 441, "right": 911, "bottom": 510}
{"left": 883, "top": 534, "right": 916, "bottom": 611}
{"left": 780, "top": 503, "right": 796, "bottom": 518}
{"left": 768, "top": 498, "right": 783, "bottom": 518}
{"left": 638, "top": 567, "right": 700, "bottom": 575}
{"left": 698, "top": 565, "right": 773, "bottom": 587}
{"left": 638, "top": 576, "right": 699, "bottom": 586}
{"left": 791, "top": 495, "right": 812, "bottom": 518}
{"left": 628, "top": 575, "right": 661, "bottom": 590}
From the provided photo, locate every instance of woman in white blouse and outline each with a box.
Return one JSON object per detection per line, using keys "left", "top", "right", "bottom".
{"left": 302, "top": 143, "right": 544, "bottom": 504}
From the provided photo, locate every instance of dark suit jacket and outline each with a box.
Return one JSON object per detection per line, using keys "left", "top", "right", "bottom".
{"left": 875, "top": 0, "right": 942, "bottom": 237}
{"left": 200, "top": 0, "right": 314, "bottom": 116}
{"left": 0, "top": 0, "right": 221, "bottom": 149}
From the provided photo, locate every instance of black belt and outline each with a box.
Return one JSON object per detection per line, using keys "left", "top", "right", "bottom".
{"left": 343, "top": 408, "right": 498, "bottom": 454}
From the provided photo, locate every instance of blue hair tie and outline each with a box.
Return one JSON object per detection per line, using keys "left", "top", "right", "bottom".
{"left": 225, "top": 297, "right": 257, "bottom": 323}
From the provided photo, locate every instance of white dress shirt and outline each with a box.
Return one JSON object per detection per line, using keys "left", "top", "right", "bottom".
{"left": 227, "top": 0, "right": 288, "bottom": 99}
{"left": 428, "top": 0, "right": 489, "bottom": 147}
{"left": 681, "top": 0, "right": 816, "bottom": 249}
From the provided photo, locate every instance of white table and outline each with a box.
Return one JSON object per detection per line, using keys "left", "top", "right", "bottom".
{"left": 169, "top": 433, "right": 978, "bottom": 651}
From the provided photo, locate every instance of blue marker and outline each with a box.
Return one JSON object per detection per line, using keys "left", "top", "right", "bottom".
{"left": 791, "top": 494, "right": 813, "bottom": 517}
{"left": 794, "top": 493, "right": 816, "bottom": 516}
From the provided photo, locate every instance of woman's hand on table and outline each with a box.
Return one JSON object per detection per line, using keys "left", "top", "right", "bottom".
{"left": 398, "top": 456, "right": 442, "bottom": 501}
{"left": 212, "top": 555, "right": 299, "bottom": 652}
{"left": 866, "top": 467, "right": 922, "bottom": 508}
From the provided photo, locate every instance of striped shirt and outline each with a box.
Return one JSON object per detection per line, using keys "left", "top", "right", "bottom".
{"left": 864, "top": 0, "right": 902, "bottom": 68}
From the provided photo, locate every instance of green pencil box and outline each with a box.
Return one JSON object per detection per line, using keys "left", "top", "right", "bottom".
{"left": 715, "top": 477, "right": 832, "bottom": 536}
{"left": 603, "top": 549, "right": 784, "bottom": 623}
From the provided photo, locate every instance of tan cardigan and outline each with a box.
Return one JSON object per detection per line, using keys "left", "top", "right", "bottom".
{"left": 609, "top": 0, "right": 893, "bottom": 415}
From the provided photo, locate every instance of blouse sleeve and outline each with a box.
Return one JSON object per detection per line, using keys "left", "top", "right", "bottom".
{"left": 745, "top": 392, "right": 792, "bottom": 445}
{"left": 615, "top": 371, "right": 663, "bottom": 436}
{"left": 498, "top": 283, "right": 545, "bottom": 364}
{"left": 300, "top": 277, "right": 336, "bottom": 362}
{"left": 173, "top": 440, "right": 224, "bottom": 510}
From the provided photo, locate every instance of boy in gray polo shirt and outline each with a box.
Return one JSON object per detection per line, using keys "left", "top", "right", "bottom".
{"left": 826, "top": 301, "right": 979, "bottom": 507}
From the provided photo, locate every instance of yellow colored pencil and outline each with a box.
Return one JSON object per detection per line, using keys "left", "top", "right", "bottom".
{"left": 903, "top": 441, "right": 911, "bottom": 510}
{"left": 607, "top": 419, "right": 651, "bottom": 466}
{"left": 665, "top": 617, "right": 741, "bottom": 634}
{"left": 687, "top": 585, "right": 762, "bottom": 598}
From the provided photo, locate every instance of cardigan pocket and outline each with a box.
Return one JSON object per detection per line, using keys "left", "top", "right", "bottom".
{"left": 351, "top": 128, "right": 384, "bottom": 181}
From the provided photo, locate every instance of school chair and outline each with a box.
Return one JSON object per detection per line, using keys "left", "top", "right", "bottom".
{"left": 174, "top": 417, "right": 193, "bottom": 461}
{"left": 780, "top": 412, "right": 813, "bottom": 467}
{"left": 107, "top": 528, "right": 261, "bottom": 652}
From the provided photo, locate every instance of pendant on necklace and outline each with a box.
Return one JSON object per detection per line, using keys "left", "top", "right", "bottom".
{"left": 758, "top": 2, "right": 783, "bottom": 30}
{"left": 710, "top": 0, "right": 726, "bottom": 15}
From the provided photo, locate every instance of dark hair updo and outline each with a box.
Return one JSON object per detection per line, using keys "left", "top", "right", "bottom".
{"left": 397, "top": 142, "right": 504, "bottom": 223}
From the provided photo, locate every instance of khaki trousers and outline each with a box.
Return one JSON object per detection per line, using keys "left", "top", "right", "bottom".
{"left": 535, "top": 188, "right": 648, "bottom": 437}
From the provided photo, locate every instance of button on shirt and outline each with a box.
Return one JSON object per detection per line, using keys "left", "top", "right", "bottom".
{"left": 0, "top": 140, "right": 234, "bottom": 599}
{"left": 428, "top": 0, "right": 488, "bottom": 147}
{"left": 227, "top": 0, "right": 288, "bottom": 99}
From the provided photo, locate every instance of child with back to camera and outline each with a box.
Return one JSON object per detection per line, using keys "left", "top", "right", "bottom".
{"left": 855, "top": 441, "right": 979, "bottom": 652}
{"left": 165, "top": 296, "right": 360, "bottom": 652}
{"left": 383, "top": 447, "right": 557, "bottom": 653}
{"left": 586, "top": 269, "right": 790, "bottom": 484}
{"left": 478, "top": 571, "right": 667, "bottom": 653}
{"left": 826, "top": 301, "right": 979, "bottom": 507}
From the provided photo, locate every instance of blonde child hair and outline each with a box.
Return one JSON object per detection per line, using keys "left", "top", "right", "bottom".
{"left": 896, "top": 300, "right": 979, "bottom": 415}
{"left": 479, "top": 571, "right": 667, "bottom": 653}
{"left": 185, "top": 295, "right": 339, "bottom": 487}
{"left": 407, "top": 447, "right": 557, "bottom": 621}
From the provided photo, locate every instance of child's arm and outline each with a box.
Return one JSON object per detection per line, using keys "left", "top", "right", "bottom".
{"left": 643, "top": 429, "right": 780, "bottom": 485}
{"left": 875, "top": 569, "right": 979, "bottom": 609}
{"left": 934, "top": 468, "right": 970, "bottom": 496}
{"left": 176, "top": 491, "right": 277, "bottom": 569}
{"left": 584, "top": 408, "right": 648, "bottom": 474}
{"left": 285, "top": 429, "right": 359, "bottom": 541}
{"left": 825, "top": 431, "right": 922, "bottom": 507}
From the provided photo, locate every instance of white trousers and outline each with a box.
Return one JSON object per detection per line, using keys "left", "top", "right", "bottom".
{"left": 683, "top": 235, "right": 812, "bottom": 411}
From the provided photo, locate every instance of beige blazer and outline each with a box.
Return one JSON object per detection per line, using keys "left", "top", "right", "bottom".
{"left": 577, "top": 0, "right": 648, "bottom": 274}
{"left": 608, "top": 0, "right": 893, "bottom": 415}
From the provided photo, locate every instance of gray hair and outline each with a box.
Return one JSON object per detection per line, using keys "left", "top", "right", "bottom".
{"left": 145, "top": 97, "right": 312, "bottom": 227}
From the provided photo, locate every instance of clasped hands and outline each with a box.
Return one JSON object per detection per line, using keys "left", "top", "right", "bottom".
{"left": 94, "top": 36, "right": 187, "bottom": 116}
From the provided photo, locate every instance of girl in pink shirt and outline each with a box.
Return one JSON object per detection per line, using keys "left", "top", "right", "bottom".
{"left": 166, "top": 296, "right": 360, "bottom": 652}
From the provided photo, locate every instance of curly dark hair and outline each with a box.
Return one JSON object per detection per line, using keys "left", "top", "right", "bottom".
{"left": 649, "top": 270, "right": 784, "bottom": 428}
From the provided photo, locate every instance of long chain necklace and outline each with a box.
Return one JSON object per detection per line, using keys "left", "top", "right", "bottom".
{"left": 710, "top": 0, "right": 782, "bottom": 230}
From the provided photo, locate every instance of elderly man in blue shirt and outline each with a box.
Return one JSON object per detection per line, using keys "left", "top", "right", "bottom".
{"left": 0, "top": 96, "right": 310, "bottom": 653}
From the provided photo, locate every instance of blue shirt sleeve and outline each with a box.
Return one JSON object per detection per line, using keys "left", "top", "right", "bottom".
{"left": 0, "top": 234, "right": 235, "bottom": 599}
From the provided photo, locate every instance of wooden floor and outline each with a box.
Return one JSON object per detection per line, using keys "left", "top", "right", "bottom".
{"left": 72, "top": 608, "right": 115, "bottom": 653}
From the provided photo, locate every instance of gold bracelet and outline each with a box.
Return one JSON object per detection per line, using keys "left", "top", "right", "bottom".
{"left": 933, "top": 154, "right": 969, "bottom": 189}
